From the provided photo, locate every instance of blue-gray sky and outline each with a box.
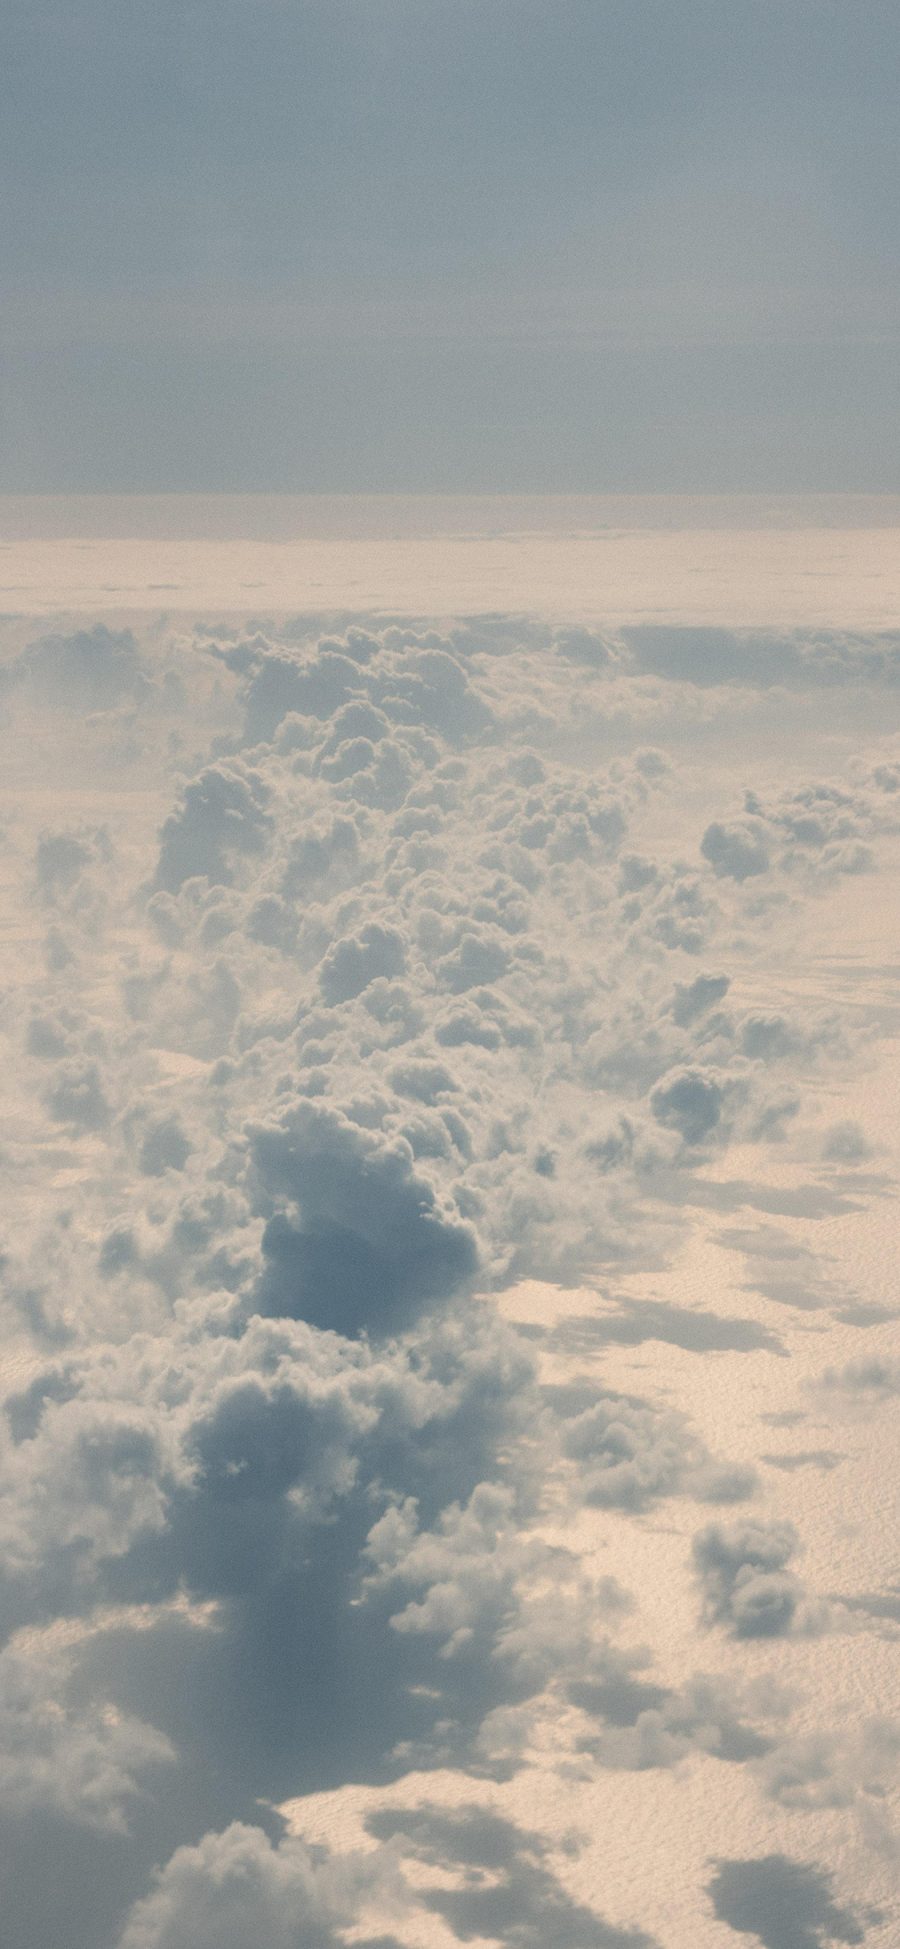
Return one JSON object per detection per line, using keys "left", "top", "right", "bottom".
{"left": 2, "top": 0, "right": 898, "bottom": 490}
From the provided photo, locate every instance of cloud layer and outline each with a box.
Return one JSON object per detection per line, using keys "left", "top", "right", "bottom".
{"left": 1, "top": 610, "right": 898, "bottom": 1947}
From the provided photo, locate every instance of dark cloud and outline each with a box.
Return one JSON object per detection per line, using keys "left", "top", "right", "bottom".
{"left": 661, "top": 1176, "right": 866, "bottom": 1221}
{"left": 5, "top": 626, "right": 150, "bottom": 712}
{"left": 693, "top": 1520, "right": 806, "bottom": 1638}
{"left": 139, "top": 1118, "right": 192, "bottom": 1177}
{"left": 756, "top": 1719, "right": 900, "bottom": 1819}
{"left": 697, "top": 765, "right": 900, "bottom": 894}
{"left": 762, "top": 1451, "right": 845, "bottom": 1474}
{"left": 575, "top": 1668, "right": 776, "bottom": 1772}
{"left": 243, "top": 647, "right": 362, "bottom": 742}
{"left": 649, "top": 1067, "right": 724, "bottom": 1144}
{"left": 820, "top": 1357, "right": 900, "bottom": 1396}
{"left": 115, "top": 1820, "right": 385, "bottom": 1949}
{"left": 558, "top": 1386, "right": 755, "bottom": 1512}
{"left": 240, "top": 631, "right": 490, "bottom": 751}
{"left": 44, "top": 1058, "right": 110, "bottom": 1130}
{"left": 554, "top": 625, "right": 615, "bottom": 669}
{"left": 365, "top": 1805, "right": 658, "bottom": 1948}
{"left": 742, "top": 1278, "right": 830, "bottom": 1315}
{"left": 250, "top": 1100, "right": 478, "bottom": 1336}
{"left": 822, "top": 1122, "right": 875, "bottom": 1164}
{"left": 155, "top": 764, "right": 273, "bottom": 892}
{"left": 671, "top": 972, "right": 731, "bottom": 1026}
{"left": 622, "top": 627, "right": 900, "bottom": 693}
{"left": 0, "top": 1642, "right": 173, "bottom": 1833}
{"left": 832, "top": 1302, "right": 897, "bottom": 1329}
{"left": 701, "top": 820, "right": 771, "bottom": 882}
{"left": 0, "top": 1292, "right": 565, "bottom": 1927}
{"left": 837, "top": 1589, "right": 900, "bottom": 1627}
{"left": 319, "top": 924, "right": 406, "bottom": 1004}
{"left": 555, "top": 1297, "right": 783, "bottom": 1357}
{"left": 707, "top": 1855, "right": 879, "bottom": 1949}
{"left": 34, "top": 826, "right": 113, "bottom": 913}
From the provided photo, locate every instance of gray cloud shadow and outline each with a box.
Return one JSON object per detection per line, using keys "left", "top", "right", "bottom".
{"left": 707, "top": 1853, "right": 881, "bottom": 1949}
{"left": 366, "top": 1805, "right": 659, "bottom": 1948}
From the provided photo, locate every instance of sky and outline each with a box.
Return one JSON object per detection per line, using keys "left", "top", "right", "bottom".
{"left": 2, "top": 0, "right": 899, "bottom": 490}
{"left": 4, "top": 10, "right": 900, "bottom": 1949}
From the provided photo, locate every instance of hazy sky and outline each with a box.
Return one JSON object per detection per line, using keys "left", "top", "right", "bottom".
{"left": 2, "top": 0, "right": 899, "bottom": 490}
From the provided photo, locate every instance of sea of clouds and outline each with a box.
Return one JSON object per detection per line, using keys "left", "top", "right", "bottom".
{"left": 1, "top": 610, "right": 899, "bottom": 1948}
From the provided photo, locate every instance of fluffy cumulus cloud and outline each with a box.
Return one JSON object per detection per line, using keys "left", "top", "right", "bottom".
{"left": 1, "top": 608, "right": 898, "bottom": 1947}
{"left": 557, "top": 1385, "right": 755, "bottom": 1512}
{"left": 699, "top": 770, "right": 900, "bottom": 887}
{"left": 115, "top": 1822, "right": 388, "bottom": 1949}
{"left": 0, "top": 1641, "right": 173, "bottom": 1833}
{"left": 692, "top": 1520, "right": 811, "bottom": 1639}
{"left": 250, "top": 1099, "right": 478, "bottom": 1337}
{"left": 1, "top": 625, "right": 153, "bottom": 712}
